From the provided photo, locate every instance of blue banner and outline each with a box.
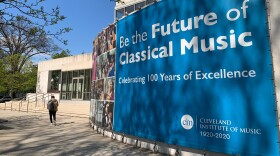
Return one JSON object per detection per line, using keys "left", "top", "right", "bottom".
{"left": 114, "top": 0, "right": 279, "bottom": 155}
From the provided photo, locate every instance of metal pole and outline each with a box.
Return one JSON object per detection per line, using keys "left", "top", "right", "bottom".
{"left": 20, "top": 100, "right": 22, "bottom": 111}
{"left": 35, "top": 93, "right": 37, "bottom": 107}
{"left": 11, "top": 101, "right": 12, "bottom": 111}
{"left": 27, "top": 98, "right": 29, "bottom": 113}
{"left": 4, "top": 102, "right": 6, "bottom": 110}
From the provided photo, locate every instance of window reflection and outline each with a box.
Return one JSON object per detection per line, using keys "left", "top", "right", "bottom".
{"left": 61, "top": 69, "right": 91, "bottom": 100}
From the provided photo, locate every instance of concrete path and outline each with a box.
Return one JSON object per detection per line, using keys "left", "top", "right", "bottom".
{"left": 0, "top": 109, "right": 165, "bottom": 156}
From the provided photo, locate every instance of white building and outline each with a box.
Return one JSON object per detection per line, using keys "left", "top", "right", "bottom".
{"left": 115, "top": 0, "right": 160, "bottom": 21}
{"left": 36, "top": 53, "right": 93, "bottom": 101}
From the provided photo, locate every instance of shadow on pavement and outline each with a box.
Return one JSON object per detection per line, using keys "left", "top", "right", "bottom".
{"left": 0, "top": 125, "right": 14, "bottom": 130}
{"left": 0, "top": 119, "right": 8, "bottom": 123}
{"left": 0, "top": 110, "right": 165, "bottom": 156}
{"left": 56, "top": 122, "right": 75, "bottom": 126}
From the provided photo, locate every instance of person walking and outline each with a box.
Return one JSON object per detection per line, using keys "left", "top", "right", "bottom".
{"left": 47, "top": 95, "right": 59, "bottom": 126}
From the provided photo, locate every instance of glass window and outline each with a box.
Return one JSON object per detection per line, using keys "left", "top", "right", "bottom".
{"left": 67, "top": 71, "right": 73, "bottom": 92}
{"left": 146, "top": 0, "right": 154, "bottom": 5}
{"left": 78, "top": 78, "right": 83, "bottom": 99}
{"left": 125, "top": 5, "right": 134, "bottom": 14}
{"left": 61, "top": 72, "right": 67, "bottom": 92}
{"left": 61, "top": 72, "right": 67, "bottom": 100}
{"left": 67, "top": 71, "right": 72, "bottom": 100}
{"left": 61, "top": 93, "right": 67, "bottom": 100}
{"left": 83, "top": 93, "right": 90, "bottom": 101}
{"left": 50, "top": 70, "right": 61, "bottom": 92}
{"left": 84, "top": 69, "right": 91, "bottom": 100}
{"left": 73, "top": 70, "right": 78, "bottom": 77}
{"left": 79, "top": 70, "right": 84, "bottom": 77}
{"left": 116, "top": 8, "right": 124, "bottom": 20}
{"left": 84, "top": 70, "right": 90, "bottom": 93}
{"left": 135, "top": 2, "right": 145, "bottom": 10}
{"left": 60, "top": 69, "right": 91, "bottom": 101}
{"left": 72, "top": 79, "right": 77, "bottom": 99}
{"left": 61, "top": 71, "right": 73, "bottom": 100}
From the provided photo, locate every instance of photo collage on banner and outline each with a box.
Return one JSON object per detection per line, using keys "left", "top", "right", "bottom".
{"left": 90, "top": 24, "right": 116, "bottom": 130}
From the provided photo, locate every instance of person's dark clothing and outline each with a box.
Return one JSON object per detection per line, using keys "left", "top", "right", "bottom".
{"left": 49, "top": 110, "right": 56, "bottom": 123}
{"left": 47, "top": 98, "right": 59, "bottom": 124}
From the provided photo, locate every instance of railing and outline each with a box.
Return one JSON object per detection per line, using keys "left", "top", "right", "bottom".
{"left": 0, "top": 93, "right": 52, "bottom": 113}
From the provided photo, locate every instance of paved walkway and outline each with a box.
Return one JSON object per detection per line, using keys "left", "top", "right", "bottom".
{"left": 0, "top": 109, "right": 165, "bottom": 156}
{"left": 0, "top": 101, "right": 91, "bottom": 118}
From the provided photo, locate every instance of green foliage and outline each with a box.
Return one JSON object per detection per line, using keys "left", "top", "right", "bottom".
{"left": 50, "top": 70, "right": 60, "bottom": 92}
{"left": 0, "top": 60, "right": 8, "bottom": 93}
{"left": 0, "top": 0, "right": 71, "bottom": 43}
{"left": 19, "top": 66, "right": 37, "bottom": 93}
{"left": 0, "top": 0, "right": 71, "bottom": 95}
{"left": 0, "top": 58, "right": 37, "bottom": 95}
{"left": 51, "top": 50, "right": 71, "bottom": 59}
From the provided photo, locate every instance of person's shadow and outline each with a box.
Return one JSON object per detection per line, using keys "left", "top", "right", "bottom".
{"left": 55, "top": 122, "right": 75, "bottom": 126}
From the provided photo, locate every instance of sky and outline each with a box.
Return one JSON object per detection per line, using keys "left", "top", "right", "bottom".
{"left": 34, "top": 0, "right": 116, "bottom": 62}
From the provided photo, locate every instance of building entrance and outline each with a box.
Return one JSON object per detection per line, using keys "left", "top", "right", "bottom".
{"left": 72, "top": 77, "right": 84, "bottom": 100}
{"left": 61, "top": 69, "right": 91, "bottom": 100}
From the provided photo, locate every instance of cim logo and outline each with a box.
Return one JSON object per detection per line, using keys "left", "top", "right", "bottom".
{"left": 181, "top": 114, "right": 194, "bottom": 130}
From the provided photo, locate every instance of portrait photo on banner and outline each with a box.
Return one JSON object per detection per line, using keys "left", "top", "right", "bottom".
{"left": 96, "top": 79, "right": 104, "bottom": 100}
{"left": 96, "top": 101, "right": 104, "bottom": 126}
{"left": 107, "top": 24, "right": 116, "bottom": 50}
{"left": 104, "top": 78, "right": 115, "bottom": 101}
{"left": 90, "top": 99, "right": 97, "bottom": 124}
{"left": 102, "top": 101, "right": 114, "bottom": 130}
{"left": 96, "top": 53, "right": 108, "bottom": 80}
{"left": 99, "top": 30, "right": 108, "bottom": 54}
{"left": 91, "top": 80, "right": 96, "bottom": 99}
{"left": 106, "top": 49, "right": 116, "bottom": 77}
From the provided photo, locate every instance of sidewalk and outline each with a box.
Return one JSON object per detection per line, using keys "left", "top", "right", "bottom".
{"left": 0, "top": 109, "right": 165, "bottom": 156}
{"left": 0, "top": 100, "right": 91, "bottom": 118}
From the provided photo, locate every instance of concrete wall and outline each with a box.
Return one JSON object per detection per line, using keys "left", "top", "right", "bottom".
{"left": 38, "top": 53, "right": 92, "bottom": 72}
{"left": 36, "top": 70, "right": 49, "bottom": 93}
{"left": 36, "top": 53, "right": 93, "bottom": 94}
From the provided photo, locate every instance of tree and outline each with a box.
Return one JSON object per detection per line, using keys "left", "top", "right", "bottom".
{"left": 0, "top": 0, "right": 70, "bottom": 43}
{"left": 0, "top": 60, "right": 9, "bottom": 93}
{"left": 0, "top": 17, "right": 59, "bottom": 73}
{"left": 0, "top": 18, "right": 62, "bottom": 96}
{"left": 51, "top": 49, "right": 71, "bottom": 59}
{"left": 0, "top": 59, "right": 37, "bottom": 96}
{"left": 0, "top": 0, "right": 70, "bottom": 96}
{"left": 19, "top": 64, "right": 37, "bottom": 93}
{"left": 0, "top": 0, "right": 71, "bottom": 71}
